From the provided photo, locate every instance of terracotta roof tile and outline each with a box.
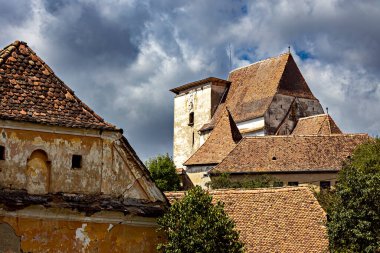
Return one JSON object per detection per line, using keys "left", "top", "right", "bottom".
{"left": 292, "top": 114, "right": 342, "bottom": 135}
{"left": 184, "top": 108, "right": 242, "bottom": 166}
{"left": 165, "top": 187, "right": 329, "bottom": 253}
{"left": 212, "top": 134, "right": 369, "bottom": 174}
{"left": 200, "top": 53, "right": 317, "bottom": 132}
{"left": 0, "top": 41, "right": 117, "bottom": 130}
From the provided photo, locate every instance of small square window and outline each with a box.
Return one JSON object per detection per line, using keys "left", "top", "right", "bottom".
{"left": 0, "top": 146, "right": 5, "bottom": 160}
{"left": 72, "top": 155, "right": 82, "bottom": 169}
{"left": 288, "top": 181, "right": 299, "bottom": 186}
{"left": 320, "top": 181, "right": 331, "bottom": 189}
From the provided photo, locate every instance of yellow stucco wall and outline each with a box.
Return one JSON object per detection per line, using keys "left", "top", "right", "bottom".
{"left": 0, "top": 215, "right": 163, "bottom": 253}
{"left": 0, "top": 122, "right": 163, "bottom": 201}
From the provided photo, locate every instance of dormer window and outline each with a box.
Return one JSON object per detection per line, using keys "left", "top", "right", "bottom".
{"left": 0, "top": 146, "right": 4, "bottom": 160}
{"left": 72, "top": 155, "right": 82, "bottom": 169}
{"left": 188, "top": 112, "right": 194, "bottom": 126}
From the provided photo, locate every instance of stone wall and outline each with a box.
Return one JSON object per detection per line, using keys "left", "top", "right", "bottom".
{"left": 173, "top": 85, "right": 213, "bottom": 168}
{"left": 0, "top": 207, "right": 163, "bottom": 253}
{"left": 265, "top": 94, "right": 324, "bottom": 135}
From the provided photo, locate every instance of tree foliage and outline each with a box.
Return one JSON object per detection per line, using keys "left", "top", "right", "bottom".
{"left": 157, "top": 186, "right": 244, "bottom": 253}
{"left": 146, "top": 154, "right": 180, "bottom": 191}
{"left": 207, "top": 173, "right": 282, "bottom": 189}
{"left": 328, "top": 139, "right": 380, "bottom": 252}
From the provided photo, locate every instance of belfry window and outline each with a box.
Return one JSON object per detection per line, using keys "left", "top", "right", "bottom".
{"left": 0, "top": 146, "right": 5, "bottom": 160}
{"left": 188, "top": 112, "right": 194, "bottom": 126}
{"left": 72, "top": 155, "right": 82, "bottom": 169}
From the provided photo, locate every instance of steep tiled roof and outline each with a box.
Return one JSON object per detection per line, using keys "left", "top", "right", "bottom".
{"left": 0, "top": 41, "right": 117, "bottom": 130}
{"left": 292, "top": 114, "right": 342, "bottom": 135}
{"left": 212, "top": 134, "right": 369, "bottom": 174}
{"left": 200, "top": 53, "right": 317, "bottom": 131}
{"left": 165, "top": 187, "right": 329, "bottom": 253}
{"left": 184, "top": 108, "right": 242, "bottom": 166}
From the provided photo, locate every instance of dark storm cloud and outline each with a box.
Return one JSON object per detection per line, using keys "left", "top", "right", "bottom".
{"left": 1, "top": 0, "right": 380, "bottom": 161}
{"left": 0, "top": 1, "right": 33, "bottom": 25}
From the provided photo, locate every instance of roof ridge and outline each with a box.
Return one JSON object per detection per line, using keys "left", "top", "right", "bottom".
{"left": 245, "top": 133, "right": 369, "bottom": 139}
{"left": 0, "top": 40, "right": 117, "bottom": 131}
{"left": 229, "top": 52, "right": 290, "bottom": 74}
{"left": 0, "top": 40, "right": 21, "bottom": 66}
{"left": 298, "top": 114, "right": 328, "bottom": 121}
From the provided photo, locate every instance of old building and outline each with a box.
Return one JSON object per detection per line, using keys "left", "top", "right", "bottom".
{"left": 171, "top": 52, "right": 369, "bottom": 188}
{"left": 0, "top": 41, "right": 167, "bottom": 252}
{"left": 210, "top": 134, "right": 369, "bottom": 188}
{"left": 165, "top": 187, "right": 329, "bottom": 253}
{"left": 171, "top": 53, "right": 324, "bottom": 170}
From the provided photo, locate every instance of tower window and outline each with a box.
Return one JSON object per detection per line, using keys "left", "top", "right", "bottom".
{"left": 72, "top": 155, "right": 82, "bottom": 169}
{"left": 0, "top": 146, "right": 4, "bottom": 160}
{"left": 188, "top": 112, "right": 194, "bottom": 126}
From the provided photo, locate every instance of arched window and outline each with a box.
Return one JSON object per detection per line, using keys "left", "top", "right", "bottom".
{"left": 26, "top": 149, "right": 50, "bottom": 194}
{"left": 0, "top": 223, "right": 20, "bottom": 252}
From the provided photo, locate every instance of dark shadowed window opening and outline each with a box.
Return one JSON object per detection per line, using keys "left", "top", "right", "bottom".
{"left": 188, "top": 112, "right": 194, "bottom": 126}
{"left": 320, "top": 181, "right": 331, "bottom": 189}
{"left": 288, "top": 181, "right": 299, "bottom": 186}
{"left": 272, "top": 156, "right": 277, "bottom": 161}
{"left": 0, "top": 146, "right": 5, "bottom": 160}
{"left": 72, "top": 155, "right": 82, "bottom": 169}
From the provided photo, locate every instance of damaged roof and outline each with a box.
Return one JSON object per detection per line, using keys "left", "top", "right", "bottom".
{"left": 292, "top": 114, "right": 342, "bottom": 135}
{"left": 212, "top": 134, "right": 369, "bottom": 174}
{"left": 0, "top": 41, "right": 117, "bottom": 130}
{"left": 184, "top": 107, "right": 242, "bottom": 166}
{"left": 200, "top": 53, "right": 318, "bottom": 132}
{"left": 165, "top": 187, "right": 329, "bottom": 253}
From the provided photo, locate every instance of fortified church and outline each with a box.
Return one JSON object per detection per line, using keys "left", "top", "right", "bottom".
{"left": 171, "top": 52, "right": 368, "bottom": 188}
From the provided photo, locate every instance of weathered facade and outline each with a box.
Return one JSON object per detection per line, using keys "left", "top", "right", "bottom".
{"left": 171, "top": 53, "right": 324, "bottom": 177}
{"left": 0, "top": 41, "right": 167, "bottom": 252}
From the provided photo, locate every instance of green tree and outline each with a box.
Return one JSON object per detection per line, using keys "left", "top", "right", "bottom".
{"left": 328, "top": 139, "right": 380, "bottom": 252}
{"left": 146, "top": 154, "right": 180, "bottom": 191}
{"left": 157, "top": 186, "right": 244, "bottom": 253}
{"left": 207, "top": 173, "right": 281, "bottom": 189}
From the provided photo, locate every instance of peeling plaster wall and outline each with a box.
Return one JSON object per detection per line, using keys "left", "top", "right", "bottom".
{"left": 0, "top": 209, "right": 163, "bottom": 253}
{"left": 173, "top": 85, "right": 213, "bottom": 169}
{"left": 216, "top": 172, "right": 338, "bottom": 188}
{"left": 0, "top": 122, "right": 151, "bottom": 200}
{"left": 265, "top": 94, "right": 324, "bottom": 135}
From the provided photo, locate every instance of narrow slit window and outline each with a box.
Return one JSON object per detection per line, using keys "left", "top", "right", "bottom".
{"left": 72, "top": 155, "right": 82, "bottom": 169}
{"left": 0, "top": 146, "right": 4, "bottom": 160}
{"left": 188, "top": 112, "right": 194, "bottom": 126}
{"left": 288, "top": 181, "right": 299, "bottom": 186}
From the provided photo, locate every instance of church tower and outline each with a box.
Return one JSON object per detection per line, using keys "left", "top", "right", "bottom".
{"left": 170, "top": 77, "right": 230, "bottom": 169}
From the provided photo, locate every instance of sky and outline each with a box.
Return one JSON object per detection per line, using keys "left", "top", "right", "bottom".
{"left": 1, "top": 0, "right": 380, "bottom": 162}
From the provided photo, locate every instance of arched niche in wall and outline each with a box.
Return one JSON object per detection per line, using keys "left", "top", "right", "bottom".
{"left": 26, "top": 149, "right": 50, "bottom": 194}
{"left": 0, "top": 222, "right": 21, "bottom": 253}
